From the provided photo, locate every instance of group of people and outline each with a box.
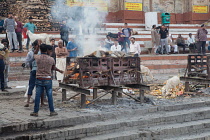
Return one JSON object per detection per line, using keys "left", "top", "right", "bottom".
{"left": 2, "top": 13, "right": 37, "bottom": 53}
{"left": 104, "top": 23, "right": 141, "bottom": 57}
{"left": 24, "top": 40, "right": 63, "bottom": 116}
{"left": 151, "top": 24, "right": 208, "bottom": 55}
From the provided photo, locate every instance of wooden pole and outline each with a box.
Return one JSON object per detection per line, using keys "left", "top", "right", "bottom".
{"left": 139, "top": 88, "right": 144, "bottom": 103}
{"left": 112, "top": 91, "right": 117, "bottom": 105}
{"left": 93, "top": 88, "right": 98, "bottom": 99}
{"left": 81, "top": 94, "right": 86, "bottom": 108}
{"left": 62, "top": 89, "right": 67, "bottom": 102}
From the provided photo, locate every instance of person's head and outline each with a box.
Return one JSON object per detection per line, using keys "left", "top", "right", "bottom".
{"left": 178, "top": 34, "right": 182, "bottom": 38}
{"left": 58, "top": 40, "right": 63, "bottom": 48}
{"left": 189, "top": 33, "right": 192, "bottom": 37}
{"left": 152, "top": 25, "right": 156, "bottom": 29}
{"left": 1, "top": 39, "right": 8, "bottom": 47}
{"left": 29, "top": 17, "right": 33, "bottom": 23}
{"left": 32, "top": 40, "right": 39, "bottom": 50}
{"left": 100, "top": 41, "right": 104, "bottom": 47}
{"left": 114, "top": 40, "right": 118, "bottom": 46}
{"left": 40, "top": 44, "right": 48, "bottom": 53}
{"left": 71, "top": 38, "right": 75, "bottom": 43}
{"left": 8, "top": 12, "right": 13, "bottom": 18}
{"left": 124, "top": 23, "right": 128, "bottom": 27}
{"left": 46, "top": 45, "right": 53, "bottom": 56}
{"left": 130, "top": 37, "right": 135, "bottom": 43}
{"left": 14, "top": 16, "right": 18, "bottom": 21}
{"left": 62, "top": 20, "right": 66, "bottom": 24}
{"left": 106, "top": 35, "right": 110, "bottom": 39}
{"left": 201, "top": 24, "right": 206, "bottom": 29}
{"left": 118, "top": 27, "right": 123, "bottom": 32}
{"left": 50, "top": 38, "right": 55, "bottom": 45}
{"left": 161, "top": 25, "right": 166, "bottom": 30}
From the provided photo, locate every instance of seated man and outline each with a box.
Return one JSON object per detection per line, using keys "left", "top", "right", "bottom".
{"left": 104, "top": 35, "right": 114, "bottom": 50}
{"left": 187, "top": 33, "right": 196, "bottom": 53}
{"left": 176, "top": 34, "right": 187, "bottom": 54}
{"left": 168, "top": 34, "right": 178, "bottom": 54}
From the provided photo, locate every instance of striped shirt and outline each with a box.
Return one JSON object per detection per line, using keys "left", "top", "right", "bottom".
{"left": 196, "top": 28, "right": 208, "bottom": 41}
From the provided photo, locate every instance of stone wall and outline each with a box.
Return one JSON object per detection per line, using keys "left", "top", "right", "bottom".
{"left": 108, "top": 0, "right": 210, "bottom": 13}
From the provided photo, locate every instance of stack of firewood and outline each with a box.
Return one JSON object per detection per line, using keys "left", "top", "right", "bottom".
{"left": 0, "top": 0, "right": 64, "bottom": 31}
{"left": 0, "top": 0, "right": 13, "bottom": 17}
{"left": 7, "top": 0, "right": 53, "bottom": 31}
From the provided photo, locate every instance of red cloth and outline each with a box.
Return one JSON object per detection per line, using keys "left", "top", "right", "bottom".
{"left": 23, "top": 28, "right": 27, "bottom": 39}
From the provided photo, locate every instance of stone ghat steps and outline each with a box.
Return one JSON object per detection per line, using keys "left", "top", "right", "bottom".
{"left": 1, "top": 101, "right": 210, "bottom": 140}
{"left": 166, "top": 131, "right": 210, "bottom": 140}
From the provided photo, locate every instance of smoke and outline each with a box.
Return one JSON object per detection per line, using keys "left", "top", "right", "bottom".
{"left": 51, "top": 0, "right": 109, "bottom": 56}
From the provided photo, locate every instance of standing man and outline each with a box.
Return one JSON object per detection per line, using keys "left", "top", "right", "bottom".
{"left": 196, "top": 24, "right": 208, "bottom": 55}
{"left": 50, "top": 38, "right": 58, "bottom": 60}
{"left": 1, "top": 39, "right": 10, "bottom": 89}
{"left": 55, "top": 40, "right": 68, "bottom": 83}
{"left": 15, "top": 16, "right": 23, "bottom": 52}
{"left": 24, "top": 17, "right": 37, "bottom": 50}
{"left": 3, "top": 12, "right": 18, "bottom": 52}
{"left": 0, "top": 39, "right": 9, "bottom": 92}
{"left": 159, "top": 25, "right": 169, "bottom": 55}
{"left": 30, "top": 44, "right": 63, "bottom": 117}
{"left": 122, "top": 23, "right": 132, "bottom": 49}
{"left": 151, "top": 25, "right": 160, "bottom": 54}
{"left": 0, "top": 16, "right": 4, "bottom": 33}
{"left": 66, "top": 38, "right": 78, "bottom": 57}
{"left": 60, "top": 20, "right": 69, "bottom": 47}
{"left": 129, "top": 37, "right": 141, "bottom": 57}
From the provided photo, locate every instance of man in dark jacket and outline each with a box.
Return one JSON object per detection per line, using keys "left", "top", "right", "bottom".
{"left": 122, "top": 23, "right": 132, "bottom": 49}
{"left": 60, "top": 20, "right": 69, "bottom": 47}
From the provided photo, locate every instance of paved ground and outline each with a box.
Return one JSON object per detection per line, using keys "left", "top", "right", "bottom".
{"left": 1, "top": 72, "right": 206, "bottom": 128}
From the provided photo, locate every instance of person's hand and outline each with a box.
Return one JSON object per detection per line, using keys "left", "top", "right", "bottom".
{"left": 60, "top": 70, "right": 64, "bottom": 74}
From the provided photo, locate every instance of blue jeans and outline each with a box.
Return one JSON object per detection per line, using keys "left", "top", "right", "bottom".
{"left": 28, "top": 70, "right": 36, "bottom": 95}
{"left": 119, "top": 41, "right": 127, "bottom": 53}
{"left": 34, "top": 79, "right": 54, "bottom": 113}
{"left": 124, "top": 37, "right": 130, "bottom": 49}
{"left": 0, "top": 59, "right": 5, "bottom": 90}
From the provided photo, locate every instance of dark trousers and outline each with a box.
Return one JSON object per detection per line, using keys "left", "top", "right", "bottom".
{"left": 189, "top": 43, "right": 196, "bottom": 53}
{"left": 0, "top": 27, "right": 3, "bottom": 33}
{"left": 197, "top": 41, "right": 206, "bottom": 54}
{"left": 26, "top": 36, "right": 30, "bottom": 50}
{"left": 119, "top": 41, "right": 127, "bottom": 53}
{"left": 16, "top": 32, "right": 23, "bottom": 51}
{"left": 28, "top": 70, "right": 36, "bottom": 95}
{"left": 0, "top": 59, "right": 5, "bottom": 90}
{"left": 124, "top": 37, "right": 130, "bottom": 48}
{"left": 177, "top": 43, "right": 186, "bottom": 53}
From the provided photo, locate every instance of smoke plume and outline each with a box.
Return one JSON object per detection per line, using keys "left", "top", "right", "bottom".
{"left": 51, "top": 0, "right": 109, "bottom": 56}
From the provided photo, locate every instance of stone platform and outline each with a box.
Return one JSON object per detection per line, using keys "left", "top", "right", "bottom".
{"left": 1, "top": 89, "right": 210, "bottom": 140}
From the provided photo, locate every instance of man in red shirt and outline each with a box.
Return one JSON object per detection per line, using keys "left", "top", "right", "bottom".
{"left": 30, "top": 44, "right": 63, "bottom": 117}
{"left": 14, "top": 16, "right": 23, "bottom": 52}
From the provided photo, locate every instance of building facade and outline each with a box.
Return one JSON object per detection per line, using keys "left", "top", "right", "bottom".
{"left": 107, "top": 0, "right": 210, "bottom": 24}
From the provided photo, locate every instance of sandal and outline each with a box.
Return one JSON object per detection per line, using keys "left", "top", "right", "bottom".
{"left": 24, "top": 104, "right": 29, "bottom": 107}
{"left": 50, "top": 112, "right": 58, "bottom": 116}
{"left": 30, "top": 112, "right": 38, "bottom": 117}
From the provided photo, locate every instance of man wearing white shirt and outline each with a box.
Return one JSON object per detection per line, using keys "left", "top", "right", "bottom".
{"left": 129, "top": 37, "right": 141, "bottom": 57}
{"left": 187, "top": 33, "right": 196, "bottom": 53}
{"left": 110, "top": 40, "right": 121, "bottom": 52}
